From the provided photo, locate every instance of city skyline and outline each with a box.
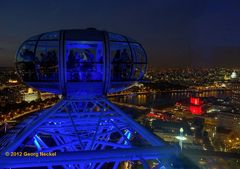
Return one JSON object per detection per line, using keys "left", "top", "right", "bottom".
{"left": 0, "top": 1, "right": 240, "bottom": 68}
{"left": 0, "top": 2, "right": 240, "bottom": 167}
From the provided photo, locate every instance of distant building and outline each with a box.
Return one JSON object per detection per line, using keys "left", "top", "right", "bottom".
{"left": 231, "top": 71, "right": 237, "bottom": 79}
{"left": 231, "top": 83, "right": 240, "bottom": 105}
{"left": 189, "top": 96, "right": 204, "bottom": 115}
{"left": 152, "top": 120, "right": 194, "bottom": 145}
{"left": 40, "top": 92, "right": 56, "bottom": 101}
{"left": 229, "top": 71, "right": 240, "bottom": 105}
{"left": 8, "top": 79, "right": 18, "bottom": 84}
{"left": 0, "top": 87, "right": 22, "bottom": 105}
{"left": 21, "top": 88, "right": 39, "bottom": 103}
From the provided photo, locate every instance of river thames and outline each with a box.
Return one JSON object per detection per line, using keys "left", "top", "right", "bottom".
{"left": 109, "top": 90, "right": 232, "bottom": 109}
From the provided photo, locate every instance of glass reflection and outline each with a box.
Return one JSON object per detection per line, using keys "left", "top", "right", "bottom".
{"left": 16, "top": 41, "right": 37, "bottom": 81}
{"left": 35, "top": 41, "right": 59, "bottom": 81}
{"left": 66, "top": 41, "right": 103, "bottom": 82}
{"left": 111, "top": 42, "right": 132, "bottom": 81}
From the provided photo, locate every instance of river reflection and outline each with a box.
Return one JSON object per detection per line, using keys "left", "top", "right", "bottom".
{"left": 110, "top": 90, "right": 232, "bottom": 109}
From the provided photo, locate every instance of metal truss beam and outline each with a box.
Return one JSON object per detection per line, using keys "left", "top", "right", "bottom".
{"left": 0, "top": 97, "right": 178, "bottom": 168}
{"left": 0, "top": 146, "right": 178, "bottom": 168}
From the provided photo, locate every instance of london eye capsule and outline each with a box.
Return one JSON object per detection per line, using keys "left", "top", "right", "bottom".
{"left": 16, "top": 28, "right": 147, "bottom": 98}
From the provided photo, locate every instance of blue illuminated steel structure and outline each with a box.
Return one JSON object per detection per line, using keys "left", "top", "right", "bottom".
{"left": 0, "top": 28, "right": 179, "bottom": 168}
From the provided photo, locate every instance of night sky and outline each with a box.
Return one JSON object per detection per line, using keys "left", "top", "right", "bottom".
{"left": 0, "top": 0, "right": 240, "bottom": 68}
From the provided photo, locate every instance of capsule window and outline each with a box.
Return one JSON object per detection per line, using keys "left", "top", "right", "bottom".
{"left": 131, "top": 43, "right": 147, "bottom": 63}
{"left": 16, "top": 41, "right": 37, "bottom": 81}
{"left": 65, "top": 41, "right": 104, "bottom": 82}
{"left": 132, "top": 64, "right": 146, "bottom": 80}
{"left": 109, "top": 33, "right": 127, "bottom": 42}
{"left": 40, "top": 32, "right": 59, "bottom": 40}
{"left": 110, "top": 42, "right": 132, "bottom": 81}
{"left": 131, "top": 43, "right": 147, "bottom": 80}
{"left": 35, "top": 41, "right": 59, "bottom": 81}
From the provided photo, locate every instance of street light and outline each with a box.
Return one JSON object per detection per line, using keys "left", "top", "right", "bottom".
{"left": 175, "top": 127, "right": 187, "bottom": 150}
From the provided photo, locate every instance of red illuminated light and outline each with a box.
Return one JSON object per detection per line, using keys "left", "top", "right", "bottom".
{"left": 190, "top": 97, "right": 202, "bottom": 106}
{"left": 146, "top": 113, "right": 166, "bottom": 120}
{"left": 190, "top": 105, "right": 203, "bottom": 115}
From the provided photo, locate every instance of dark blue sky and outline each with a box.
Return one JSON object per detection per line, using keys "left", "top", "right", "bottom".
{"left": 0, "top": 0, "right": 240, "bottom": 68}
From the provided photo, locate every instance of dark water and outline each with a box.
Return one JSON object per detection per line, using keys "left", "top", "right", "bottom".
{"left": 110, "top": 90, "right": 232, "bottom": 109}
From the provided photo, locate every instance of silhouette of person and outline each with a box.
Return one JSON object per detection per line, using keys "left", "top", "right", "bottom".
{"left": 68, "top": 50, "right": 76, "bottom": 69}
{"left": 21, "top": 49, "right": 36, "bottom": 81}
{"left": 112, "top": 50, "right": 121, "bottom": 80}
{"left": 120, "top": 49, "right": 131, "bottom": 80}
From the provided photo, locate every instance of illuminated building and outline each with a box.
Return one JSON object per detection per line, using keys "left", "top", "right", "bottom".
{"left": 8, "top": 79, "right": 18, "bottom": 84}
{"left": 190, "top": 97, "right": 203, "bottom": 106}
{"left": 189, "top": 97, "right": 204, "bottom": 115}
{"left": 146, "top": 108, "right": 167, "bottom": 120}
{"left": 229, "top": 73, "right": 240, "bottom": 105}
{"left": 21, "top": 88, "right": 39, "bottom": 103}
{"left": 231, "top": 71, "right": 237, "bottom": 79}
{"left": 0, "top": 87, "right": 22, "bottom": 105}
{"left": 152, "top": 121, "right": 193, "bottom": 145}
{"left": 231, "top": 83, "right": 240, "bottom": 105}
{"left": 0, "top": 28, "right": 178, "bottom": 168}
{"left": 40, "top": 92, "right": 57, "bottom": 101}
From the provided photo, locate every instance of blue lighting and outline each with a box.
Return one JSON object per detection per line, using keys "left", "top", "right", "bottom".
{"left": 66, "top": 44, "right": 92, "bottom": 49}
{"left": 0, "top": 29, "right": 178, "bottom": 169}
{"left": 124, "top": 130, "right": 132, "bottom": 145}
{"left": 126, "top": 131, "right": 131, "bottom": 140}
{"left": 15, "top": 29, "right": 147, "bottom": 98}
{"left": 33, "top": 135, "right": 41, "bottom": 151}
